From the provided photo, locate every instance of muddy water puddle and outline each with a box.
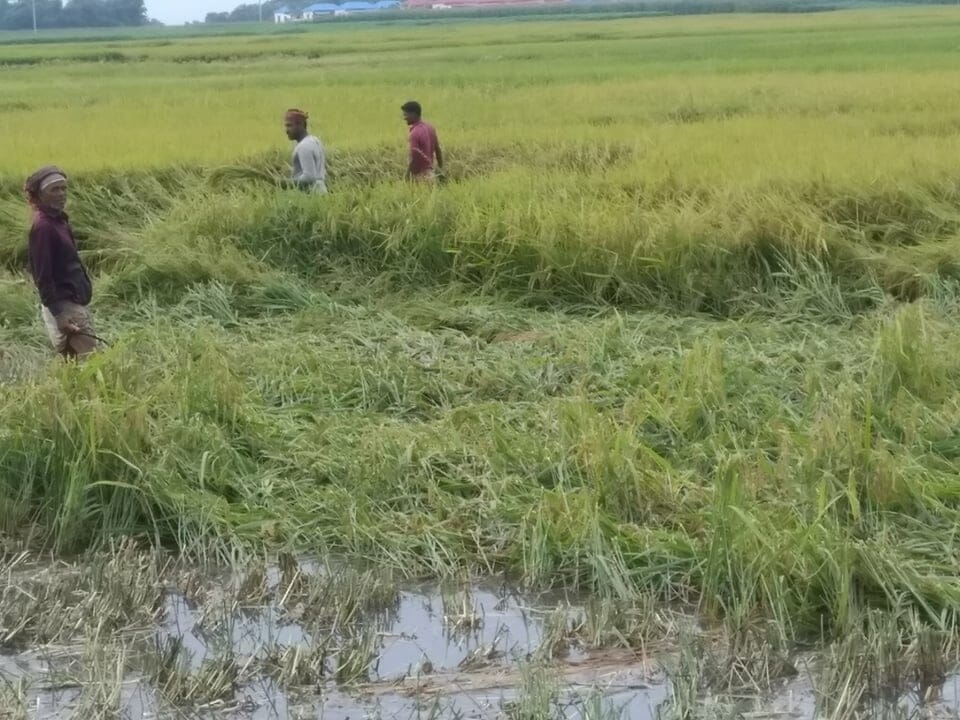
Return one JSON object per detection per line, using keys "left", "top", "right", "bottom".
{"left": 5, "top": 554, "right": 960, "bottom": 719}
{"left": 1, "top": 559, "right": 667, "bottom": 719}
{"left": 155, "top": 585, "right": 665, "bottom": 718}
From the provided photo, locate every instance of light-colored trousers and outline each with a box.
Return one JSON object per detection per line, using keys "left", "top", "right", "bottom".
{"left": 41, "top": 302, "right": 97, "bottom": 358}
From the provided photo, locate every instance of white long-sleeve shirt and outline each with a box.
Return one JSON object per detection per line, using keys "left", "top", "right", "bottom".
{"left": 291, "top": 135, "right": 327, "bottom": 194}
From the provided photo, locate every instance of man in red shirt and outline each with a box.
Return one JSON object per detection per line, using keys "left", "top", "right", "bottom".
{"left": 402, "top": 101, "right": 443, "bottom": 182}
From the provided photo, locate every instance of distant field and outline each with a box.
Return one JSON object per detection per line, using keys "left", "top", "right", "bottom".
{"left": 3, "top": 8, "right": 960, "bottom": 716}
{"left": 0, "top": 8, "right": 958, "bottom": 171}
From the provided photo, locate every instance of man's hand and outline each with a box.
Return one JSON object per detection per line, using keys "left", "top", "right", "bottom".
{"left": 56, "top": 314, "right": 82, "bottom": 335}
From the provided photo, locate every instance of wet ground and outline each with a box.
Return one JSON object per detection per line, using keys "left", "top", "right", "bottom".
{"left": 3, "top": 556, "right": 960, "bottom": 719}
{"left": 1, "top": 563, "right": 667, "bottom": 719}
{"left": 156, "top": 582, "right": 667, "bottom": 719}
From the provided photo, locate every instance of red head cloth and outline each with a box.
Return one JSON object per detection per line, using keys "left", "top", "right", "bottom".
{"left": 284, "top": 109, "right": 309, "bottom": 123}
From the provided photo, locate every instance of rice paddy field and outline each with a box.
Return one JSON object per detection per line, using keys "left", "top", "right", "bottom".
{"left": 4, "top": 5, "right": 960, "bottom": 717}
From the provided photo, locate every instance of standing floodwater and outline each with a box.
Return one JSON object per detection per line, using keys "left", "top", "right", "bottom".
{"left": 4, "top": 550, "right": 960, "bottom": 719}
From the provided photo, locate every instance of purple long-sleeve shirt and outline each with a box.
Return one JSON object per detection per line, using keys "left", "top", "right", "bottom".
{"left": 28, "top": 209, "right": 92, "bottom": 316}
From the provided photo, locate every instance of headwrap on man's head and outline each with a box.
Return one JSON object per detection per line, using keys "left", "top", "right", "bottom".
{"left": 24, "top": 165, "right": 68, "bottom": 206}
{"left": 285, "top": 109, "right": 309, "bottom": 124}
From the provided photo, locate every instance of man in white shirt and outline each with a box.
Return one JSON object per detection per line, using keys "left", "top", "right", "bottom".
{"left": 284, "top": 108, "right": 328, "bottom": 194}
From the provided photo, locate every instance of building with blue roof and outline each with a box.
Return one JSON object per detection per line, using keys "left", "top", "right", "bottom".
{"left": 276, "top": 0, "right": 404, "bottom": 22}
{"left": 302, "top": 2, "right": 341, "bottom": 18}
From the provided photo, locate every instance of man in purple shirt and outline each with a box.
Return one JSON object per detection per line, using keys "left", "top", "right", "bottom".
{"left": 402, "top": 101, "right": 444, "bottom": 182}
{"left": 25, "top": 166, "right": 97, "bottom": 359}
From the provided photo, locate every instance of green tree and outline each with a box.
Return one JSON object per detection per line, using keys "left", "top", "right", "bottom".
{"left": 0, "top": 0, "right": 146, "bottom": 29}
{"left": 205, "top": 1, "right": 285, "bottom": 23}
{"left": 3, "top": 0, "right": 64, "bottom": 30}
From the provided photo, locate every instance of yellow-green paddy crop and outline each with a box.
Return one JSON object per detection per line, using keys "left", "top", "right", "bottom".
{"left": 3, "top": 9, "right": 960, "bottom": 695}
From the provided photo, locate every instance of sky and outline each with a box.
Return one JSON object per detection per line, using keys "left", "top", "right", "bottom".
{"left": 147, "top": 0, "right": 248, "bottom": 25}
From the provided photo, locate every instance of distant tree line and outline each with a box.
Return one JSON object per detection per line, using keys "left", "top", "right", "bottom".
{"left": 205, "top": 1, "right": 284, "bottom": 23}
{"left": 0, "top": 0, "right": 147, "bottom": 29}
{"left": 202, "top": 0, "right": 960, "bottom": 23}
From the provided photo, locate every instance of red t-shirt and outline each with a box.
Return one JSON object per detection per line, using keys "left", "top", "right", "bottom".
{"left": 408, "top": 121, "right": 439, "bottom": 176}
